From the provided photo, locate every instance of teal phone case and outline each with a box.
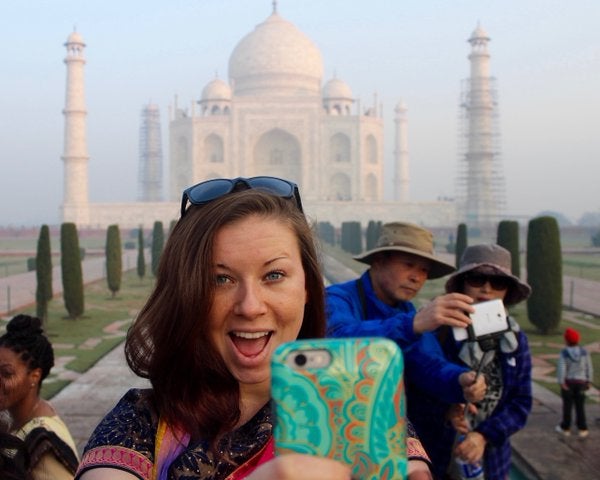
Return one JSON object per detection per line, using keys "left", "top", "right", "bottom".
{"left": 271, "top": 337, "right": 407, "bottom": 479}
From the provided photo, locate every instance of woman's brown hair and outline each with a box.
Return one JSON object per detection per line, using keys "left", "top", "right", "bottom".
{"left": 124, "top": 189, "right": 325, "bottom": 440}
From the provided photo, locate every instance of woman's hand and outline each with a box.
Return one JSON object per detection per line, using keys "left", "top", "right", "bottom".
{"left": 247, "top": 454, "right": 352, "bottom": 479}
{"left": 454, "top": 431, "right": 486, "bottom": 464}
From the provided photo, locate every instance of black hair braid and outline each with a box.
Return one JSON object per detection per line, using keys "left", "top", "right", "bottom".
{"left": 0, "top": 315, "right": 54, "bottom": 380}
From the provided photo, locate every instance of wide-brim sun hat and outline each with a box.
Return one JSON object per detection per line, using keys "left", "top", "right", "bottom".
{"left": 353, "top": 222, "right": 455, "bottom": 279}
{"left": 445, "top": 244, "right": 531, "bottom": 305}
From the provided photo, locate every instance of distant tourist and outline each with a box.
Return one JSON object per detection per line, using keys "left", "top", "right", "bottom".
{"left": 0, "top": 314, "right": 79, "bottom": 479}
{"left": 556, "top": 327, "right": 594, "bottom": 438}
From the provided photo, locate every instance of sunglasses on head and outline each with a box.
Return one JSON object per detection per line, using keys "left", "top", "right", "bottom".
{"left": 464, "top": 273, "right": 510, "bottom": 291}
{"left": 180, "top": 176, "right": 303, "bottom": 217}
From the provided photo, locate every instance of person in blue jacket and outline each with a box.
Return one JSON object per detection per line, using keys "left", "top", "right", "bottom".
{"left": 326, "top": 222, "right": 488, "bottom": 475}
{"left": 327, "top": 222, "right": 486, "bottom": 400}
{"left": 408, "top": 244, "right": 533, "bottom": 480}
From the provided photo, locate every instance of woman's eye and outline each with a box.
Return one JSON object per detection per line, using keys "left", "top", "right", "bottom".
{"left": 266, "top": 271, "right": 284, "bottom": 281}
{"left": 215, "top": 275, "right": 231, "bottom": 285}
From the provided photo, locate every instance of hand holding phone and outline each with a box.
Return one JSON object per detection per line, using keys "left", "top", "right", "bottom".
{"left": 453, "top": 299, "right": 508, "bottom": 341}
{"left": 271, "top": 337, "right": 407, "bottom": 480}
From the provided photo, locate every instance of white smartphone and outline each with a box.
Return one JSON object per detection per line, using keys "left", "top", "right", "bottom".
{"left": 453, "top": 298, "right": 508, "bottom": 341}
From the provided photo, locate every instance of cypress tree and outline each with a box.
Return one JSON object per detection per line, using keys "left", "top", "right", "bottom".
{"left": 137, "top": 226, "right": 146, "bottom": 281}
{"left": 497, "top": 220, "right": 520, "bottom": 276}
{"left": 60, "top": 222, "right": 84, "bottom": 319}
{"left": 526, "top": 216, "right": 563, "bottom": 334}
{"left": 366, "top": 220, "right": 380, "bottom": 250}
{"left": 455, "top": 223, "right": 468, "bottom": 267}
{"left": 105, "top": 224, "right": 122, "bottom": 298}
{"left": 35, "top": 224, "right": 53, "bottom": 322}
{"left": 151, "top": 221, "right": 164, "bottom": 276}
{"left": 341, "top": 221, "right": 362, "bottom": 255}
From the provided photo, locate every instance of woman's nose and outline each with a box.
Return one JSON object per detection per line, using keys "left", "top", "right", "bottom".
{"left": 233, "top": 283, "right": 267, "bottom": 317}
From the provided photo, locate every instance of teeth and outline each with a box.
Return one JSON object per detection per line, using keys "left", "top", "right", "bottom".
{"left": 232, "top": 331, "right": 270, "bottom": 339}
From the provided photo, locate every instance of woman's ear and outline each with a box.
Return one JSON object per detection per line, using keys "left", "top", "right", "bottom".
{"left": 28, "top": 367, "right": 42, "bottom": 388}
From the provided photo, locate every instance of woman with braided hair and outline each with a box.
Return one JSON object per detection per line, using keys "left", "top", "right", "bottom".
{"left": 0, "top": 314, "right": 79, "bottom": 479}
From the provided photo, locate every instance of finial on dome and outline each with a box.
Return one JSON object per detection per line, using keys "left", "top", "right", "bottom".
{"left": 272, "top": 0, "right": 278, "bottom": 14}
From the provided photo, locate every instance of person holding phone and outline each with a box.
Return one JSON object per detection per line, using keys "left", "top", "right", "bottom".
{"left": 407, "top": 244, "right": 532, "bottom": 480}
{"left": 326, "top": 222, "right": 487, "bottom": 408}
{"left": 75, "top": 178, "right": 428, "bottom": 480}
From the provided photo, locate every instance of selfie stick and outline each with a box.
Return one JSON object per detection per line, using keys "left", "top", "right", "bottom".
{"left": 462, "top": 348, "right": 494, "bottom": 420}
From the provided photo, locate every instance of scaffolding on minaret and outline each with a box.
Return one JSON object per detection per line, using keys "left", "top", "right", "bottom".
{"left": 138, "top": 104, "right": 163, "bottom": 202}
{"left": 456, "top": 25, "right": 506, "bottom": 229}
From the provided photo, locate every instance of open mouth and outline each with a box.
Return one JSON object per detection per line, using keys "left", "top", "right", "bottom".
{"left": 229, "top": 330, "right": 273, "bottom": 357}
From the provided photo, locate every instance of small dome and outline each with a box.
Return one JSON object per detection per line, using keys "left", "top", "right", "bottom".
{"left": 66, "top": 30, "right": 85, "bottom": 45}
{"left": 228, "top": 12, "right": 323, "bottom": 96}
{"left": 323, "top": 77, "right": 353, "bottom": 100}
{"left": 201, "top": 78, "right": 232, "bottom": 102}
{"left": 394, "top": 99, "right": 407, "bottom": 112}
{"left": 469, "top": 24, "right": 490, "bottom": 42}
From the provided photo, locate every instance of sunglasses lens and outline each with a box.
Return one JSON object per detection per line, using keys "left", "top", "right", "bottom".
{"left": 465, "top": 274, "right": 486, "bottom": 288}
{"left": 465, "top": 274, "right": 509, "bottom": 290}
{"left": 187, "top": 179, "right": 234, "bottom": 204}
{"left": 490, "top": 277, "right": 510, "bottom": 290}
{"left": 248, "top": 177, "right": 294, "bottom": 197}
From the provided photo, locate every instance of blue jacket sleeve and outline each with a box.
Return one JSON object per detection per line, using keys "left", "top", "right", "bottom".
{"left": 474, "top": 332, "right": 533, "bottom": 446}
{"left": 404, "top": 332, "right": 468, "bottom": 403}
{"left": 325, "top": 283, "right": 418, "bottom": 348}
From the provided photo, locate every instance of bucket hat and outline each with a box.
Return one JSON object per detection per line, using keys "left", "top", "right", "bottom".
{"left": 445, "top": 244, "right": 531, "bottom": 305}
{"left": 353, "top": 222, "right": 455, "bottom": 279}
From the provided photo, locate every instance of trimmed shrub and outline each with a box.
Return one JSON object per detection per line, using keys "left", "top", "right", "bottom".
{"left": 151, "top": 221, "right": 164, "bottom": 276}
{"left": 27, "top": 258, "right": 36, "bottom": 271}
{"left": 455, "top": 223, "right": 468, "bottom": 267}
{"left": 137, "top": 227, "right": 146, "bottom": 281}
{"left": 317, "top": 221, "right": 335, "bottom": 246}
{"left": 366, "top": 220, "right": 382, "bottom": 250}
{"left": 105, "top": 224, "right": 122, "bottom": 298}
{"left": 341, "top": 221, "right": 362, "bottom": 255}
{"left": 35, "top": 224, "right": 53, "bottom": 322}
{"left": 526, "top": 216, "right": 562, "bottom": 334}
{"left": 60, "top": 222, "right": 84, "bottom": 319}
{"left": 497, "top": 220, "right": 520, "bottom": 276}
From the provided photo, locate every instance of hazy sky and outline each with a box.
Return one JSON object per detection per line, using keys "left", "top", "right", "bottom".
{"left": 1, "top": 0, "right": 599, "bottom": 226}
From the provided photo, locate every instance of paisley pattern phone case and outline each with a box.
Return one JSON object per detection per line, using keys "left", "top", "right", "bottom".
{"left": 271, "top": 337, "right": 407, "bottom": 479}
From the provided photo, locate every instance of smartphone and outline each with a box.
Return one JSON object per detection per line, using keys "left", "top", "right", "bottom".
{"left": 271, "top": 337, "right": 407, "bottom": 479}
{"left": 453, "top": 298, "right": 508, "bottom": 341}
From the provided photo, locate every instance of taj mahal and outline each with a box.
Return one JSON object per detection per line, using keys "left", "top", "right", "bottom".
{"left": 62, "top": 4, "right": 500, "bottom": 229}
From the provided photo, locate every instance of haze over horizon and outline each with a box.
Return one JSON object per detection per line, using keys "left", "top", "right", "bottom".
{"left": 1, "top": 0, "right": 599, "bottom": 227}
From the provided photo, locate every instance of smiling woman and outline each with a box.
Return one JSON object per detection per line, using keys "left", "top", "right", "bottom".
{"left": 74, "top": 178, "right": 354, "bottom": 480}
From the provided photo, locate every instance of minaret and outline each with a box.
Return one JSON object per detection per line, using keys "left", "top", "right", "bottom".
{"left": 459, "top": 24, "right": 505, "bottom": 228}
{"left": 61, "top": 30, "right": 90, "bottom": 225}
{"left": 393, "top": 100, "right": 409, "bottom": 202}
{"left": 138, "top": 103, "right": 163, "bottom": 201}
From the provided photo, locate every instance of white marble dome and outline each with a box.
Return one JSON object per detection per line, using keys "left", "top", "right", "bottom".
{"left": 469, "top": 24, "right": 490, "bottom": 42}
{"left": 323, "top": 77, "right": 353, "bottom": 100}
{"left": 201, "top": 78, "right": 232, "bottom": 101}
{"left": 66, "top": 30, "right": 85, "bottom": 45}
{"left": 228, "top": 12, "right": 323, "bottom": 96}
